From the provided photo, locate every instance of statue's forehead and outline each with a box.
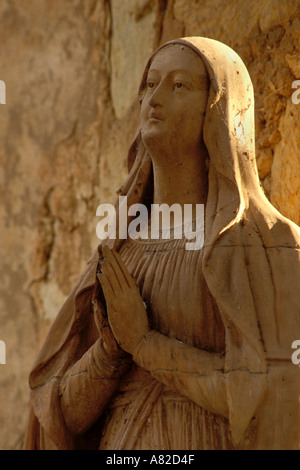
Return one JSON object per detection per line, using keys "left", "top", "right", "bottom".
{"left": 151, "top": 43, "right": 201, "bottom": 61}
{"left": 148, "top": 43, "right": 207, "bottom": 75}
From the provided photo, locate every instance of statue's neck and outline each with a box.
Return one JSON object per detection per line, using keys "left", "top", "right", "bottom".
{"left": 151, "top": 146, "right": 208, "bottom": 209}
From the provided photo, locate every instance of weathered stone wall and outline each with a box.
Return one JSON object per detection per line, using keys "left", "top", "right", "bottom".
{"left": 0, "top": 0, "right": 299, "bottom": 449}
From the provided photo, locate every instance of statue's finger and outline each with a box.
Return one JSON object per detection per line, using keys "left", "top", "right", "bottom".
{"left": 111, "top": 249, "right": 135, "bottom": 288}
{"left": 98, "top": 269, "right": 117, "bottom": 299}
{"left": 102, "top": 246, "right": 130, "bottom": 292}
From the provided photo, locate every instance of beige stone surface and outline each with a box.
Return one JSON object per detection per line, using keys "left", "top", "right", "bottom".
{"left": 0, "top": 0, "right": 299, "bottom": 449}
{"left": 271, "top": 98, "right": 300, "bottom": 222}
{"left": 110, "top": 0, "right": 158, "bottom": 119}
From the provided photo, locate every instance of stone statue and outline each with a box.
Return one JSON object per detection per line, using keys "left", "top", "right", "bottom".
{"left": 24, "top": 37, "right": 300, "bottom": 450}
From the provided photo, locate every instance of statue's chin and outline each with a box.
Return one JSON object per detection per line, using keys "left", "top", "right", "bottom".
{"left": 140, "top": 126, "right": 168, "bottom": 155}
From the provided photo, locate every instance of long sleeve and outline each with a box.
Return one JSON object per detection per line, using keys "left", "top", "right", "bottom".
{"left": 133, "top": 330, "right": 228, "bottom": 419}
{"left": 59, "top": 337, "right": 130, "bottom": 435}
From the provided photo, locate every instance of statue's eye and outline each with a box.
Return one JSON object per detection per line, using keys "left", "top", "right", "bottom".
{"left": 147, "top": 81, "right": 155, "bottom": 89}
{"left": 174, "top": 82, "right": 183, "bottom": 89}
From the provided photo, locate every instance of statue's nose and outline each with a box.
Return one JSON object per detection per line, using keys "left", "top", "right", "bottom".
{"left": 148, "top": 83, "right": 164, "bottom": 108}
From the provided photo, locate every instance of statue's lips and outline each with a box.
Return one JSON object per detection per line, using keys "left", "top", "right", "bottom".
{"left": 148, "top": 113, "right": 164, "bottom": 122}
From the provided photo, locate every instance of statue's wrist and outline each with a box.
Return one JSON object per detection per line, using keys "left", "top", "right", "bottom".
{"left": 132, "top": 329, "right": 157, "bottom": 365}
{"left": 93, "top": 338, "right": 130, "bottom": 378}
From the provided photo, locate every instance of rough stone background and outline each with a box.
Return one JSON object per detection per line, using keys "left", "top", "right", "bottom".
{"left": 0, "top": 0, "right": 299, "bottom": 450}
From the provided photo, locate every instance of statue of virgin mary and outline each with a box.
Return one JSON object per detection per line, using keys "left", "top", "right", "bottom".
{"left": 24, "top": 37, "right": 300, "bottom": 450}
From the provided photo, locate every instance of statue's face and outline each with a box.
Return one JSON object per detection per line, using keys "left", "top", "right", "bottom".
{"left": 140, "top": 44, "right": 209, "bottom": 157}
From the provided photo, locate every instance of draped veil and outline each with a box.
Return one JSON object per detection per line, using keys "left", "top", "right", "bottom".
{"left": 24, "top": 37, "right": 300, "bottom": 450}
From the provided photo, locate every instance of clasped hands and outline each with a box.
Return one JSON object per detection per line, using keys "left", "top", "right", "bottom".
{"left": 98, "top": 245, "right": 151, "bottom": 356}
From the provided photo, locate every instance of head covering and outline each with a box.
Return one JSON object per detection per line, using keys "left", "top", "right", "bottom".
{"left": 24, "top": 37, "right": 300, "bottom": 449}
